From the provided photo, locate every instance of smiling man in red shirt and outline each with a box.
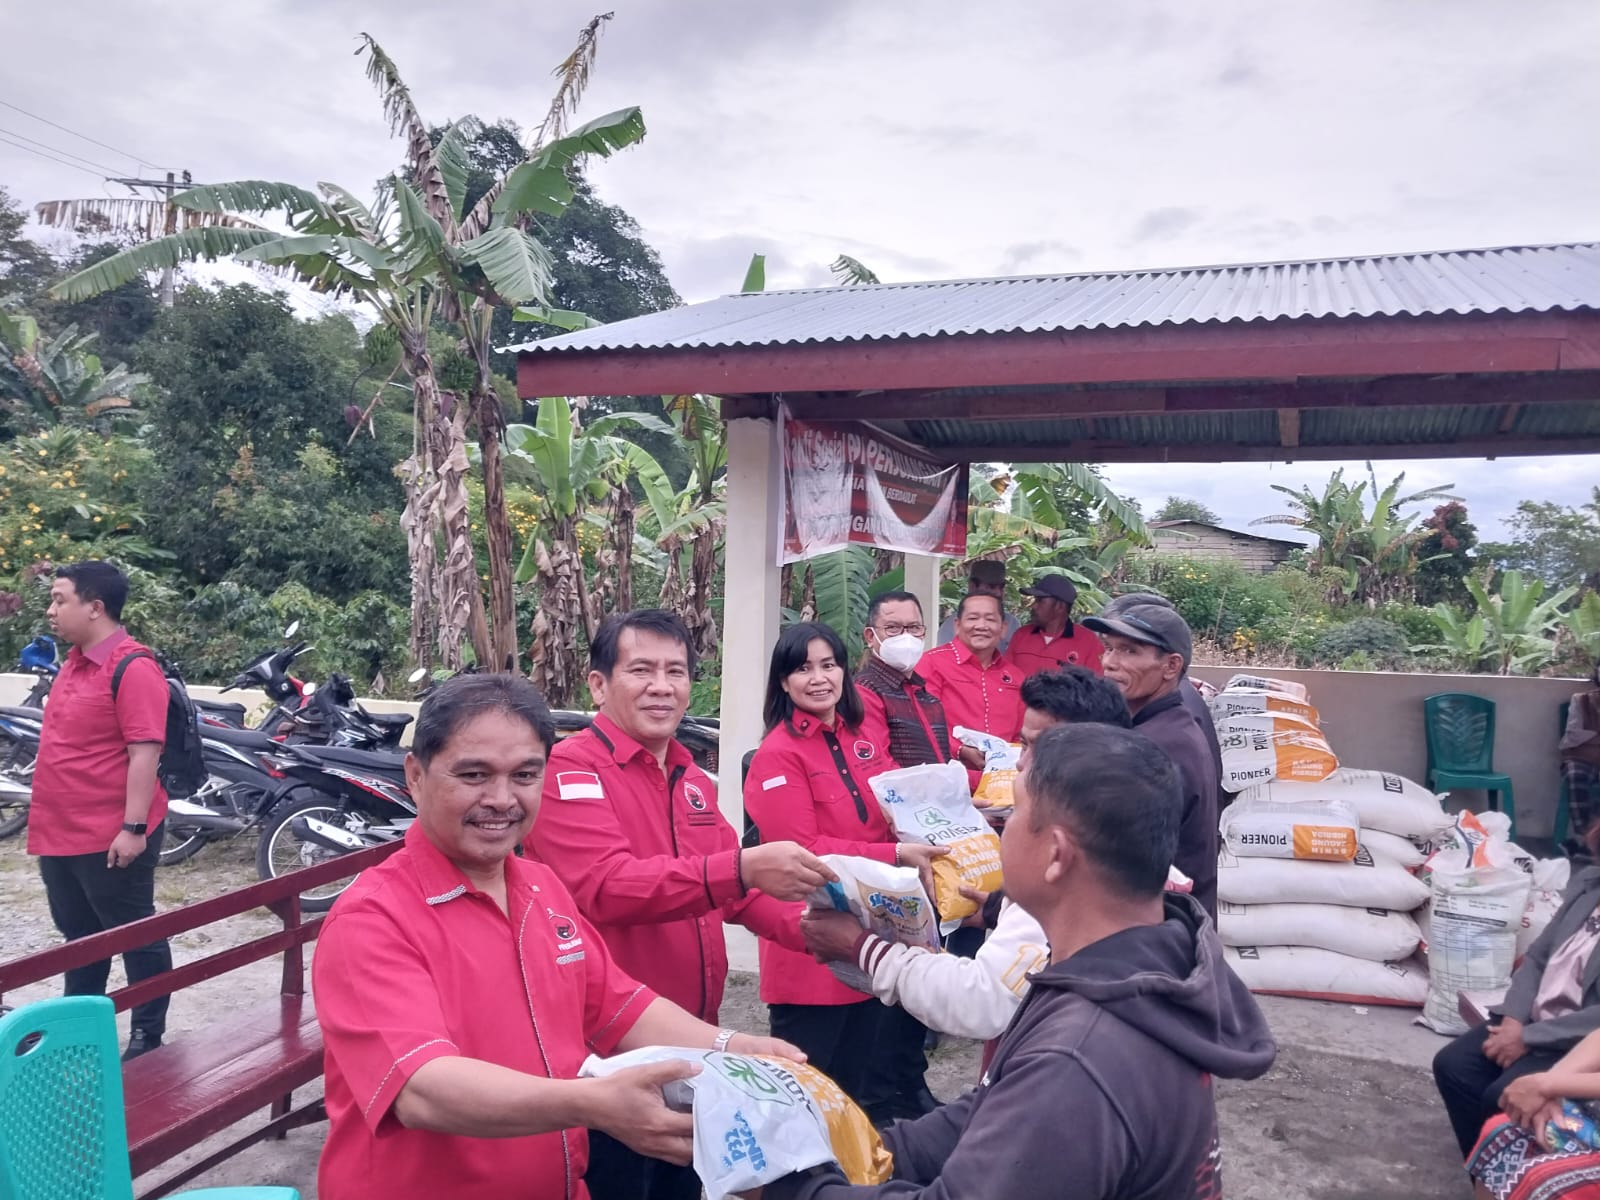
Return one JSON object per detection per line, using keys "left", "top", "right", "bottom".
{"left": 29, "top": 561, "right": 172, "bottom": 1060}
{"left": 916, "top": 592, "right": 1025, "bottom": 786}
{"left": 313, "top": 674, "right": 800, "bottom": 1200}
{"left": 529, "top": 609, "right": 831, "bottom": 1200}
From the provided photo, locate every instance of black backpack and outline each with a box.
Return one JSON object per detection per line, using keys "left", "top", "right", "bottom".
{"left": 111, "top": 649, "right": 206, "bottom": 798}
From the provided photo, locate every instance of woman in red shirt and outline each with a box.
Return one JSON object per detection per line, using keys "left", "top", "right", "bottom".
{"left": 743, "top": 622, "right": 942, "bottom": 1122}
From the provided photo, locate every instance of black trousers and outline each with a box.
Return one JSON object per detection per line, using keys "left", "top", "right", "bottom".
{"left": 1432, "top": 1023, "right": 1564, "bottom": 1157}
{"left": 37, "top": 823, "right": 171, "bottom": 1039}
{"left": 585, "top": 1130, "right": 701, "bottom": 1200}
{"left": 770, "top": 997, "right": 930, "bottom": 1123}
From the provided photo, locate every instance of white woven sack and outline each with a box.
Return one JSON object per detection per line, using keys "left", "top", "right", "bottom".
{"left": 1224, "top": 945, "right": 1428, "bottom": 1007}
{"left": 1224, "top": 674, "right": 1310, "bottom": 703}
{"left": 1237, "top": 770, "right": 1450, "bottom": 839}
{"left": 1362, "top": 829, "right": 1427, "bottom": 869}
{"left": 1220, "top": 794, "right": 1359, "bottom": 862}
{"left": 1218, "top": 901, "right": 1422, "bottom": 962}
{"left": 1216, "top": 846, "right": 1431, "bottom": 910}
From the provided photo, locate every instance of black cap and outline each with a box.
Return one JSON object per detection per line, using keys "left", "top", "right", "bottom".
{"left": 1020, "top": 575, "right": 1077, "bottom": 606}
{"left": 967, "top": 560, "right": 1007, "bottom": 585}
{"left": 1082, "top": 603, "right": 1193, "bottom": 669}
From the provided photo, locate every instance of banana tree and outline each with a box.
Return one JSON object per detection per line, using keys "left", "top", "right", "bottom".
{"left": 1564, "top": 592, "right": 1600, "bottom": 664}
{"left": 1466, "top": 569, "right": 1577, "bottom": 675}
{"left": 0, "top": 311, "right": 144, "bottom": 429}
{"left": 653, "top": 392, "right": 729, "bottom": 662}
{"left": 504, "top": 396, "right": 674, "bottom": 704}
{"left": 1413, "top": 606, "right": 1492, "bottom": 672}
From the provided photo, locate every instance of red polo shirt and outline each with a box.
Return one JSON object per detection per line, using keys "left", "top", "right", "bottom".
{"left": 1006, "top": 621, "right": 1105, "bottom": 679}
{"left": 528, "top": 714, "right": 804, "bottom": 1024}
{"left": 743, "top": 714, "right": 897, "bottom": 1006}
{"left": 914, "top": 641, "right": 1025, "bottom": 777}
{"left": 28, "top": 627, "right": 168, "bottom": 856}
{"left": 314, "top": 823, "right": 654, "bottom": 1200}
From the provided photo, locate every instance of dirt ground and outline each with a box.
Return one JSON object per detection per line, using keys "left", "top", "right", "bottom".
{"left": 1, "top": 833, "right": 1472, "bottom": 1198}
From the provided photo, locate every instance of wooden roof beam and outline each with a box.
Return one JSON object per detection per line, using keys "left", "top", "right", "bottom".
{"left": 926, "top": 436, "right": 1600, "bottom": 465}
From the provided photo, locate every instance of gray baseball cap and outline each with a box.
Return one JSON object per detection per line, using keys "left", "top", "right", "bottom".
{"left": 1082, "top": 603, "right": 1193, "bottom": 669}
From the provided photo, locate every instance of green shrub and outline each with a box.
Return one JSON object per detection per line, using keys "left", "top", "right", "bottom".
{"left": 1309, "top": 617, "right": 1410, "bottom": 669}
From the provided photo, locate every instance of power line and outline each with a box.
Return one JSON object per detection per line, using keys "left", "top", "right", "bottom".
{"left": 0, "top": 97, "right": 163, "bottom": 168}
{"left": 0, "top": 124, "right": 121, "bottom": 174}
{"left": 0, "top": 131, "right": 106, "bottom": 179}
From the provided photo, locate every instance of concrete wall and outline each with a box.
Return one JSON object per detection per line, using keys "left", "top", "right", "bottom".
{"left": 1191, "top": 665, "right": 1584, "bottom": 837}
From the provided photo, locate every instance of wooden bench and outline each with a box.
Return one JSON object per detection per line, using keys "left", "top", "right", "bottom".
{"left": 0, "top": 840, "right": 402, "bottom": 1199}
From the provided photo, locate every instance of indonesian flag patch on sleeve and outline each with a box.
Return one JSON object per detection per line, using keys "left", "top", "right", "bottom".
{"left": 556, "top": 771, "right": 605, "bottom": 801}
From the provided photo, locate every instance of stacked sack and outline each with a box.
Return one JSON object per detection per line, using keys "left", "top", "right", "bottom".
{"left": 1210, "top": 675, "right": 1339, "bottom": 793}
{"left": 1216, "top": 680, "right": 1449, "bottom": 1006}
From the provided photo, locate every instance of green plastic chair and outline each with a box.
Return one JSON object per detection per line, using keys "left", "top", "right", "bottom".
{"left": 1423, "top": 692, "right": 1516, "bottom": 839}
{"left": 1555, "top": 700, "right": 1573, "bottom": 850}
{"left": 0, "top": 996, "right": 299, "bottom": 1200}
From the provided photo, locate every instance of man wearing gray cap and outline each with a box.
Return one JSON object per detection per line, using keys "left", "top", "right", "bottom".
{"left": 1007, "top": 574, "right": 1104, "bottom": 680}
{"left": 1082, "top": 603, "right": 1221, "bottom": 918}
{"left": 1101, "top": 592, "right": 1224, "bottom": 805}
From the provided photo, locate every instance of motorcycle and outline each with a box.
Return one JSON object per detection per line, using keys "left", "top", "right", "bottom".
{"left": 0, "top": 705, "right": 43, "bottom": 840}
{"left": 255, "top": 736, "right": 414, "bottom": 913}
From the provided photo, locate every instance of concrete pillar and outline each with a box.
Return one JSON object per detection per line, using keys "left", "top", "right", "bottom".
{"left": 902, "top": 553, "right": 943, "bottom": 647}
{"left": 717, "top": 417, "right": 783, "bottom": 831}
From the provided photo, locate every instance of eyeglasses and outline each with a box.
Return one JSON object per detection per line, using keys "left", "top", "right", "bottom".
{"left": 876, "top": 623, "right": 926, "bottom": 637}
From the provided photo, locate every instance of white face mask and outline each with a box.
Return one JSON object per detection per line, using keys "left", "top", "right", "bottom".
{"left": 873, "top": 632, "right": 925, "bottom": 673}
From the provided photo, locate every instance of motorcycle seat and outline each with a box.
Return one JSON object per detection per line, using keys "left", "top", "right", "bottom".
{"left": 0, "top": 705, "right": 44, "bottom": 722}
{"left": 359, "top": 709, "right": 413, "bottom": 729}
{"left": 287, "top": 743, "right": 408, "bottom": 774}
{"left": 201, "top": 724, "right": 280, "bottom": 752}
{"left": 195, "top": 698, "right": 249, "bottom": 724}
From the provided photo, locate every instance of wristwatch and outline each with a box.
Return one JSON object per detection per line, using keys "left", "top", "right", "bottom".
{"left": 122, "top": 821, "right": 148, "bottom": 836}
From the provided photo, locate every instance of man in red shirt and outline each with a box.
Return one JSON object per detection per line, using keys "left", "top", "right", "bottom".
{"left": 1007, "top": 575, "right": 1104, "bottom": 679}
{"left": 915, "top": 593, "right": 1025, "bottom": 786}
{"left": 313, "top": 673, "right": 800, "bottom": 1200}
{"left": 529, "top": 609, "right": 830, "bottom": 1200}
{"left": 29, "top": 561, "right": 172, "bottom": 1060}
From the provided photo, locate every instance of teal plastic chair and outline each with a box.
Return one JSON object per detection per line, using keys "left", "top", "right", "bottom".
{"left": 1555, "top": 700, "right": 1573, "bottom": 850}
{"left": 1423, "top": 692, "right": 1516, "bottom": 839}
{"left": 0, "top": 996, "right": 299, "bottom": 1200}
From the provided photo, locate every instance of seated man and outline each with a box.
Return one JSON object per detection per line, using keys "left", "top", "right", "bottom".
{"left": 771, "top": 723, "right": 1277, "bottom": 1199}
{"left": 801, "top": 667, "right": 1132, "bottom": 1041}
{"left": 312, "top": 674, "right": 798, "bottom": 1200}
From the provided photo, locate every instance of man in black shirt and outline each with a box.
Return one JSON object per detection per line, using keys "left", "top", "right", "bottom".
{"left": 1082, "top": 605, "right": 1220, "bottom": 918}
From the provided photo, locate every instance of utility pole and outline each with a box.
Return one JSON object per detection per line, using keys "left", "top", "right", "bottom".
{"left": 100, "top": 170, "right": 192, "bottom": 308}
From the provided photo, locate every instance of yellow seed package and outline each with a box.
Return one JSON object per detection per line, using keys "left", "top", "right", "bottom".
{"left": 953, "top": 725, "right": 1022, "bottom": 808}
{"left": 580, "top": 1047, "right": 893, "bottom": 1198}
{"left": 870, "top": 760, "right": 1005, "bottom": 932}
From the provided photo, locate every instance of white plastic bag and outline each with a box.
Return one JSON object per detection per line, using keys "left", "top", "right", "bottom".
{"left": 870, "top": 761, "right": 1003, "bottom": 931}
{"left": 1224, "top": 674, "right": 1310, "bottom": 702}
{"left": 1219, "top": 793, "right": 1360, "bottom": 862}
{"left": 1224, "top": 945, "right": 1429, "bottom": 1006}
{"left": 1216, "top": 714, "right": 1339, "bottom": 792}
{"left": 580, "top": 1047, "right": 892, "bottom": 1199}
{"left": 1218, "top": 901, "right": 1422, "bottom": 962}
{"left": 809, "top": 854, "right": 940, "bottom": 990}
{"left": 1517, "top": 858, "right": 1572, "bottom": 959}
{"left": 1418, "top": 813, "right": 1534, "bottom": 1035}
{"left": 1239, "top": 770, "right": 1451, "bottom": 840}
{"left": 1216, "top": 846, "right": 1430, "bottom": 910}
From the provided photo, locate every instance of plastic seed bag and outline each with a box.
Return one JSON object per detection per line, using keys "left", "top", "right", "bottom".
{"left": 809, "top": 853, "right": 941, "bottom": 990}
{"left": 953, "top": 725, "right": 1022, "bottom": 809}
{"left": 580, "top": 1046, "right": 892, "bottom": 1199}
{"left": 869, "top": 761, "right": 1005, "bottom": 933}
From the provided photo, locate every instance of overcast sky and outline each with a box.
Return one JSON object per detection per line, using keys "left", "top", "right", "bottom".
{"left": 5, "top": 1, "right": 1597, "bottom": 539}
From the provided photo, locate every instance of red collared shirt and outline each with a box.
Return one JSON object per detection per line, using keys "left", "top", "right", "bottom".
{"left": 1007, "top": 622, "right": 1105, "bottom": 679}
{"left": 28, "top": 627, "right": 168, "bottom": 856}
{"left": 914, "top": 641, "right": 1025, "bottom": 751}
{"left": 529, "top": 714, "right": 803, "bottom": 1024}
{"left": 744, "top": 714, "right": 896, "bottom": 1006}
{"left": 314, "top": 823, "right": 654, "bottom": 1200}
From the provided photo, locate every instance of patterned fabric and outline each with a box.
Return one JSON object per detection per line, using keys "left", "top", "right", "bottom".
{"left": 855, "top": 658, "right": 951, "bottom": 767}
{"left": 1566, "top": 762, "right": 1600, "bottom": 846}
{"left": 1470, "top": 1115, "right": 1600, "bottom": 1200}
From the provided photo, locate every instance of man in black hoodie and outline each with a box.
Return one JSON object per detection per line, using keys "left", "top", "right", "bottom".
{"left": 767, "top": 723, "right": 1277, "bottom": 1200}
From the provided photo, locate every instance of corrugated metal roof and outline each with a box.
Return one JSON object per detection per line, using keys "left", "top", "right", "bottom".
{"left": 510, "top": 242, "right": 1600, "bottom": 354}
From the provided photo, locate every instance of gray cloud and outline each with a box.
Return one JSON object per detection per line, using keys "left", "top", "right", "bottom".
{"left": 1130, "top": 206, "right": 1202, "bottom": 244}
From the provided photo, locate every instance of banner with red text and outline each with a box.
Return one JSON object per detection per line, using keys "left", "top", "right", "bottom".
{"left": 778, "top": 410, "right": 968, "bottom": 565}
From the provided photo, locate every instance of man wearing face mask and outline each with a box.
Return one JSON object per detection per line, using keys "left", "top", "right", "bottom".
{"left": 857, "top": 591, "right": 953, "bottom": 770}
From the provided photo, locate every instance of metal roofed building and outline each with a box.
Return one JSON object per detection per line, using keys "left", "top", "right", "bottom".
{"left": 513, "top": 240, "right": 1600, "bottom": 819}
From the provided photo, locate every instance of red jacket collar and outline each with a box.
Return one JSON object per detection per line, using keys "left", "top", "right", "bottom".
{"left": 71, "top": 626, "right": 131, "bottom": 668}
{"left": 403, "top": 821, "right": 538, "bottom": 907}
{"left": 946, "top": 639, "right": 1011, "bottom": 672}
{"left": 590, "top": 712, "right": 692, "bottom": 771}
